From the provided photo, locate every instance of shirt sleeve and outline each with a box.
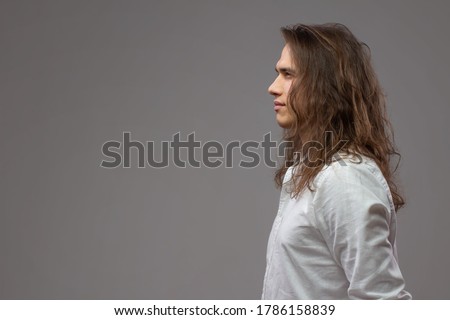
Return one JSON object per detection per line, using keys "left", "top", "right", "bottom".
{"left": 312, "top": 162, "right": 412, "bottom": 299}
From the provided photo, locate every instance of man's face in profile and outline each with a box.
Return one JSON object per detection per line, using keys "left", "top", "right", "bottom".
{"left": 268, "top": 44, "right": 296, "bottom": 129}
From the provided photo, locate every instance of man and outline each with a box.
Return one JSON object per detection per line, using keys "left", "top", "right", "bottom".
{"left": 262, "top": 23, "right": 412, "bottom": 299}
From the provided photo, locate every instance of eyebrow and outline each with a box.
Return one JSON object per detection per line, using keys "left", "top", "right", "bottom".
{"left": 275, "top": 67, "right": 296, "bottom": 74}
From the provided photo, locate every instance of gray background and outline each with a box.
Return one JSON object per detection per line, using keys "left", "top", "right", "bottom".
{"left": 1, "top": 0, "right": 449, "bottom": 299}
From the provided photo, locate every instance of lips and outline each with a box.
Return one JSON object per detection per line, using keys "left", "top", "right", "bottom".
{"left": 274, "top": 101, "right": 285, "bottom": 111}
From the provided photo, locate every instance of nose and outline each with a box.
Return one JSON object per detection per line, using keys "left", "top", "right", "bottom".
{"left": 268, "top": 76, "right": 281, "bottom": 96}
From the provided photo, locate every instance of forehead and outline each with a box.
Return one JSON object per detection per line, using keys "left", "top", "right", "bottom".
{"left": 275, "top": 44, "right": 294, "bottom": 69}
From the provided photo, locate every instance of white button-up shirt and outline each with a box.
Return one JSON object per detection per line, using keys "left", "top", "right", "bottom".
{"left": 262, "top": 154, "right": 412, "bottom": 299}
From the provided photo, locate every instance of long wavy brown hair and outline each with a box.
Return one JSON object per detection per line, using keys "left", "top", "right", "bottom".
{"left": 274, "top": 23, "right": 405, "bottom": 211}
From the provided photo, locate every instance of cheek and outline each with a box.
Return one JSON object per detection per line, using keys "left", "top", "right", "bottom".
{"left": 285, "top": 81, "right": 293, "bottom": 95}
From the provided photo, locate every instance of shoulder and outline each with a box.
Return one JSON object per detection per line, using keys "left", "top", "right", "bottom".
{"left": 313, "top": 153, "right": 395, "bottom": 213}
{"left": 316, "top": 153, "right": 386, "bottom": 189}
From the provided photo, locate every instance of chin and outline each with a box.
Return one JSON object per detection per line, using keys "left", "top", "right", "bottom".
{"left": 276, "top": 111, "right": 295, "bottom": 128}
{"left": 277, "top": 122, "right": 290, "bottom": 129}
{"left": 276, "top": 117, "right": 294, "bottom": 129}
